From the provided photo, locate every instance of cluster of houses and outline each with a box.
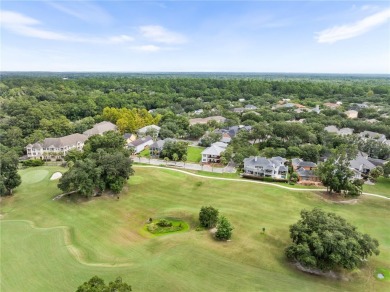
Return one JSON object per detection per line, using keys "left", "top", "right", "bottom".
{"left": 324, "top": 126, "right": 390, "bottom": 146}
{"left": 25, "top": 113, "right": 386, "bottom": 186}
{"left": 26, "top": 121, "right": 117, "bottom": 160}
{"left": 25, "top": 122, "right": 163, "bottom": 159}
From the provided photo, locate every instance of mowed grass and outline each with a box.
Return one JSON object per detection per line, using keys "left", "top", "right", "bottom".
{"left": 363, "top": 177, "right": 390, "bottom": 198}
{"left": 187, "top": 146, "right": 204, "bottom": 163}
{"left": 1, "top": 166, "right": 389, "bottom": 291}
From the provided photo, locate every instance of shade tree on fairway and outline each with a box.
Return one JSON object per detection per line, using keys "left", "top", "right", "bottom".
{"left": 76, "top": 276, "right": 131, "bottom": 292}
{"left": 285, "top": 208, "right": 380, "bottom": 272}
{"left": 59, "top": 151, "right": 133, "bottom": 197}
{"left": 215, "top": 216, "right": 234, "bottom": 241}
{"left": 199, "top": 206, "right": 219, "bottom": 228}
{"left": 0, "top": 149, "right": 22, "bottom": 196}
{"left": 58, "top": 132, "right": 134, "bottom": 197}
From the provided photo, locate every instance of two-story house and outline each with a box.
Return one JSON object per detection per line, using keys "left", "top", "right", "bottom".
{"left": 26, "top": 133, "right": 88, "bottom": 160}
{"left": 243, "top": 156, "right": 288, "bottom": 179}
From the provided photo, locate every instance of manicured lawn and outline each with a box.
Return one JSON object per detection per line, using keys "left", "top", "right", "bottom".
{"left": 138, "top": 149, "right": 150, "bottom": 157}
{"left": 1, "top": 166, "right": 389, "bottom": 291}
{"left": 187, "top": 146, "right": 204, "bottom": 163}
{"left": 363, "top": 177, "right": 390, "bottom": 198}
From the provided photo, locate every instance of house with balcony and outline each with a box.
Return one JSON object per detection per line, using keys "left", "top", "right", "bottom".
{"left": 26, "top": 133, "right": 88, "bottom": 160}
{"left": 243, "top": 156, "right": 288, "bottom": 179}
{"left": 201, "top": 142, "right": 227, "bottom": 163}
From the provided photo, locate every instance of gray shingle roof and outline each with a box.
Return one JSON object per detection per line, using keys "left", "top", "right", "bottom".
{"left": 137, "top": 125, "right": 161, "bottom": 134}
{"left": 83, "top": 121, "right": 117, "bottom": 136}
{"left": 129, "top": 136, "right": 153, "bottom": 147}
{"left": 349, "top": 153, "right": 376, "bottom": 171}
{"left": 202, "top": 144, "right": 225, "bottom": 156}
{"left": 42, "top": 133, "right": 88, "bottom": 148}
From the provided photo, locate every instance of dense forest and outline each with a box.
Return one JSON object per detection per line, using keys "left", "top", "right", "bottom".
{"left": 1, "top": 73, "right": 389, "bottom": 161}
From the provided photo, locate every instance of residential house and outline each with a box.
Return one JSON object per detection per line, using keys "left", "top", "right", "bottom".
{"left": 296, "top": 168, "right": 320, "bottom": 182}
{"left": 344, "top": 110, "right": 358, "bottom": 119}
{"left": 238, "top": 98, "right": 246, "bottom": 102}
{"left": 349, "top": 152, "right": 376, "bottom": 178}
{"left": 324, "top": 126, "right": 353, "bottom": 136}
{"left": 83, "top": 121, "right": 117, "bottom": 136}
{"left": 149, "top": 138, "right": 175, "bottom": 157}
{"left": 359, "top": 131, "right": 387, "bottom": 143}
{"left": 123, "top": 133, "right": 137, "bottom": 144}
{"left": 309, "top": 105, "right": 321, "bottom": 114}
{"left": 323, "top": 102, "right": 341, "bottom": 110}
{"left": 338, "top": 128, "right": 354, "bottom": 136}
{"left": 291, "top": 158, "right": 317, "bottom": 171}
{"left": 128, "top": 136, "right": 154, "bottom": 154}
{"left": 243, "top": 156, "right": 288, "bottom": 179}
{"left": 201, "top": 142, "right": 227, "bottom": 163}
{"left": 291, "top": 158, "right": 319, "bottom": 182}
{"left": 137, "top": 125, "right": 161, "bottom": 139}
{"left": 245, "top": 104, "right": 258, "bottom": 110}
{"left": 324, "top": 125, "right": 339, "bottom": 134}
{"left": 26, "top": 133, "right": 88, "bottom": 160}
{"left": 232, "top": 108, "right": 245, "bottom": 113}
{"left": 349, "top": 103, "right": 369, "bottom": 111}
{"left": 189, "top": 116, "right": 226, "bottom": 126}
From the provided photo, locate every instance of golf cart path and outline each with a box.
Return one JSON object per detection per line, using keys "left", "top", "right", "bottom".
{"left": 134, "top": 165, "right": 390, "bottom": 200}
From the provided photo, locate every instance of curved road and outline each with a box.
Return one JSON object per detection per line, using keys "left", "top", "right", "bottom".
{"left": 134, "top": 165, "right": 390, "bottom": 200}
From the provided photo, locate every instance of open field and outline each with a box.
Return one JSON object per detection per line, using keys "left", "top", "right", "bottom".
{"left": 1, "top": 166, "right": 389, "bottom": 291}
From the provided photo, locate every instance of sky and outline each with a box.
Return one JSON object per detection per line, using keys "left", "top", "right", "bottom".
{"left": 1, "top": 1, "right": 390, "bottom": 73}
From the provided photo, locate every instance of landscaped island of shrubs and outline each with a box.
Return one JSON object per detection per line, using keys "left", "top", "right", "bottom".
{"left": 145, "top": 218, "right": 189, "bottom": 235}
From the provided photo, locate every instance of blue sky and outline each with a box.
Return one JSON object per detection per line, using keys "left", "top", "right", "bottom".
{"left": 1, "top": 1, "right": 389, "bottom": 73}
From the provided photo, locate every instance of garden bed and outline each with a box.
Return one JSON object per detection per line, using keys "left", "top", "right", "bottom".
{"left": 144, "top": 218, "right": 189, "bottom": 236}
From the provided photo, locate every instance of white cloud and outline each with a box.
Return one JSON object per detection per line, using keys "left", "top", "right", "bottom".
{"left": 316, "top": 9, "right": 390, "bottom": 44}
{"left": 0, "top": 10, "right": 133, "bottom": 44}
{"left": 46, "top": 1, "right": 112, "bottom": 25}
{"left": 109, "top": 35, "right": 134, "bottom": 43}
{"left": 131, "top": 45, "right": 162, "bottom": 52}
{"left": 139, "top": 25, "right": 187, "bottom": 44}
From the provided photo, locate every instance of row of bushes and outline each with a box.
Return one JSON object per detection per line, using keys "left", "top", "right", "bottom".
{"left": 242, "top": 174, "right": 288, "bottom": 183}
{"left": 21, "top": 159, "right": 45, "bottom": 167}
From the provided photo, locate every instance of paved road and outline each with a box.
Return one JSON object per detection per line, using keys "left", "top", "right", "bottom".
{"left": 133, "top": 156, "right": 237, "bottom": 173}
{"left": 134, "top": 165, "right": 390, "bottom": 201}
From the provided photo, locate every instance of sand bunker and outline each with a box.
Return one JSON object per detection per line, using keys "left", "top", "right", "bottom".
{"left": 50, "top": 172, "right": 62, "bottom": 180}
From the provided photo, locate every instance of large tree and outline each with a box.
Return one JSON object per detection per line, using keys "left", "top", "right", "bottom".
{"left": 285, "top": 208, "right": 380, "bottom": 271}
{"left": 0, "top": 150, "right": 22, "bottom": 196}
{"left": 58, "top": 132, "right": 133, "bottom": 197}
{"left": 215, "top": 216, "right": 233, "bottom": 241}
{"left": 199, "top": 206, "right": 219, "bottom": 228}
{"left": 58, "top": 151, "right": 134, "bottom": 197}
{"left": 316, "top": 145, "right": 362, "bottom": 196}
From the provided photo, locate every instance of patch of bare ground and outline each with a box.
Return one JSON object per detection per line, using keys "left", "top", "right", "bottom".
{"left": 293, "top": 262, "right": 350, "bottom": 281}
{"left": 316, "top": 191, "right": 359, "bottom": 204}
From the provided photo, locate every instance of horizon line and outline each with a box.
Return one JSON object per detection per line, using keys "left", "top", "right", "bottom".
{"left": 1, "top": 71, "right": 389, "bottom": 75}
